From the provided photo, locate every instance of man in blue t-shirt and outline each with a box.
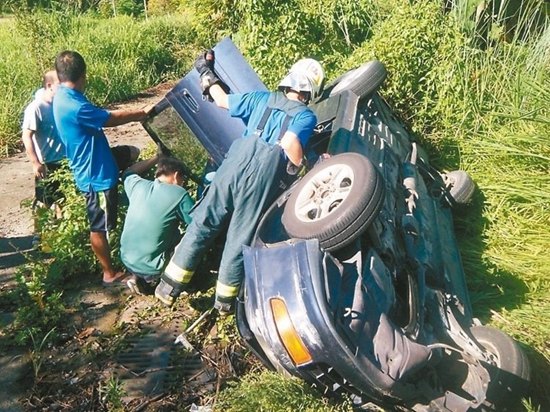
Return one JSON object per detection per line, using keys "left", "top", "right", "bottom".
{"left": 53, "top": 50, "right": 153, "bottom": 286}
{"left": 155, "top": 53, "right": 324, "bottom": 313}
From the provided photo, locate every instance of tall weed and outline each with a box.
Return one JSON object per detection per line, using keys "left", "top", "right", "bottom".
{"left": 186, "top": 0, "right": 388, "bottom": 87}
{"left": 0, "top": 12, "right": 195, "bottom": 156}
{"left": 0, "top": 21, "right": 41, "bottom": 156}
{"left": 343, "top": 1, "right": 468, "bottom": 146}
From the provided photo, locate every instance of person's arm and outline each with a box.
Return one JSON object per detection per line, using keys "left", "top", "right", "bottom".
{"left": 280, "top": 109, "right": 317, "bottom": 166}
{"left": 104, "top": 104, "right": 154, "bottom": 127}
{"left": 209, "top": 83, "right": 229, "bottom": 109}
{"left": 279, "top": 131, "right": 303, "bottom": 166}
{"left": 177, "top": 192, "right": 195, "bottom": 226}
{"left": 122, "top": 155, "right": 158, "bottom": 197}
{"left": 21, "top": 129, "right": 46, "bottom": 178}
{"left": 123, "top": 154, "right": 159, "bottom": 177}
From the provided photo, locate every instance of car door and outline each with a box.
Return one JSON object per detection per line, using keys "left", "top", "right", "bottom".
{"left": 165, "top": 37, "right": 268, "bottom": 166}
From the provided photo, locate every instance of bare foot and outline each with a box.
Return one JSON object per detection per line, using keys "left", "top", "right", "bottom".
{"left": 102, "top": 271, "right": 129, "bottom": 284}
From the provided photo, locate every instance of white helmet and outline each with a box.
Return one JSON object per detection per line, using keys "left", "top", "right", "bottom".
{"left": 278, "top": 58, "right": 325, "bottom": 101}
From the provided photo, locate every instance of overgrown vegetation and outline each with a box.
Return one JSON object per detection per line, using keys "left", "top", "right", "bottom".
{"left": 0, "top": 11, "right": 196, "bottom": 157}
{"left": 0, "top": 0, "right": 548, "bottom": 410}
{"left": 6, "top": 161, "right": 112, "bottom": 346}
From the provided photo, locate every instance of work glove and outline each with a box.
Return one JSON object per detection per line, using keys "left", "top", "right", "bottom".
{"left": 194, "top": 50, "right": 223, "bottom": 100}
{"left": 194, "top": 49, "right": 215, "bottom": 75}
{"left": 155, "top": 277, "right": 181, "bottom": 306}
{"left": 214, "top": 298, "right": 235, "bottom": 316}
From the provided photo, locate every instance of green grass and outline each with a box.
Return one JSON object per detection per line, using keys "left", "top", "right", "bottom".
{"left": 0, "top": 12, "right": 198, "bottom": 157}
{"left": 214, "top": 370, "right": 354, "bottom": 412}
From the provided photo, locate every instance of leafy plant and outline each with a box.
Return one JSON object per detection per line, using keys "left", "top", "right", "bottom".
{"left": 98, "top": 375, "right": 126, "bottom": 411}
{"left": 12, "top": 262, "right": 65, "bottom": 346}
{"left": 37, "top": 162, "right": 98, "bottom": 274}
{"left": 28, "top": 326, "right": 56, "bottom": 381}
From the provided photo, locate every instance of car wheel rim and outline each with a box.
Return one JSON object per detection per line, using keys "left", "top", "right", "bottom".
{"left": 294, "top": 163, "right": 354, "bottom": 223}
{"left": 479, "top": 339, "right": 501, "bottom": 367}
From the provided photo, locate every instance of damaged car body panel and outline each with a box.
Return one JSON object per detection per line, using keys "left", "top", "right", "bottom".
{"left": 142, "top": 37, "right": 530, "bottom": 411}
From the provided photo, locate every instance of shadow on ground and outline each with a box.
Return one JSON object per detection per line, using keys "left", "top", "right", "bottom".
{"left": 0, "top": 235, "right": 36, "bottom": 270}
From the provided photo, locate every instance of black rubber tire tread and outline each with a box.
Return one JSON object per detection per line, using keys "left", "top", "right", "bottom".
{"left": 470, "top": 325, "right": 530, "bottom": 411}
{"left": 446, "top": 170, "right": 475, "bottom": 205}
{"left": 282, "top": 153, "right": 385, "bottom": 252}
{"left": 329, "top": 61, "right": 387, "bottom": 100}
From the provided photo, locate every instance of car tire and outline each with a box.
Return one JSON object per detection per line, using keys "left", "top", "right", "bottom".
{"left": 282, "top": 153, "right": 385, "bottom": 251}
{"left": 329, "top": 61, "right": 387, "bottom": 100}
{"left": 470, "top": 325, "right": 530, "bottom": 411}
{"left": 443, "top": 170, "right": 475, "bottom": 205}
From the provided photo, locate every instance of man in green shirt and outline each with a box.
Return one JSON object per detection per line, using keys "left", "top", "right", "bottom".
{"left": 121, "top": 155, "right": 194, "bottom": 295}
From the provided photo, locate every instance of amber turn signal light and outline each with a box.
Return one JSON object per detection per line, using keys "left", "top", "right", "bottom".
{"left": 270, "top": 297, "right": 312, "bottom": 366}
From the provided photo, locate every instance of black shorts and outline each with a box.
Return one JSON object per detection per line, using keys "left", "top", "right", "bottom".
{"left": 35, "top": 162, "right": 63, "bottom": 207}
{"left": 111, "top": 145, "right": 135, "bottom": 172}
{"left": 84, "top": 187, "right": 119, "bottom": 232}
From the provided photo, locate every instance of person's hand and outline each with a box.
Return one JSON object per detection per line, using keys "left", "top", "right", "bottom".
{"left": 199, "top": 70, "right": 222, "bottom": 95}
{"left": 33, "top": 162, "right": 46, "bottom": 179}
{"left": 143, "top": 103, "right": 157, "bottom": 119}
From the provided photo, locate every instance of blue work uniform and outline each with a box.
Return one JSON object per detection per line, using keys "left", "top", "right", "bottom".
{"left": 160, "top": 91, "right": 317, "bottom": 305}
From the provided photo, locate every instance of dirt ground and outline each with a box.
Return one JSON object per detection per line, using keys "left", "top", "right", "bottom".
{"left": 0, "top": 82, "right": 241, "bottom": 411}
{"left": 0, "top": 83, "right": 174, "bottom": 239}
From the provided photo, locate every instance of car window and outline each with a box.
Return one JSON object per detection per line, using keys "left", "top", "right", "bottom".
{"left": 143, "top": 104, "right": 209, "bottom": 181}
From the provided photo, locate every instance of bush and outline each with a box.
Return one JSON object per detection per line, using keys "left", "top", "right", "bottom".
{"left": 0, "top": 11, "right": 195, "bottom": 157}
{"left": 185, "top": 0, "right": 383, "bottom": 87}
{"left": 341, "top": 1, "right": 465, "bottom": 142}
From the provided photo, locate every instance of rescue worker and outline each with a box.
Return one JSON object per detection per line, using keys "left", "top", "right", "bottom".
{"left": 154, "top": 50, "right": 324, "bottom": 313}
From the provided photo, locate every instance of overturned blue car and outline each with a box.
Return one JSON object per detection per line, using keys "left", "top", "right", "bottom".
{"left": 143, "top": 38, "right": 530, "bottom": 411}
